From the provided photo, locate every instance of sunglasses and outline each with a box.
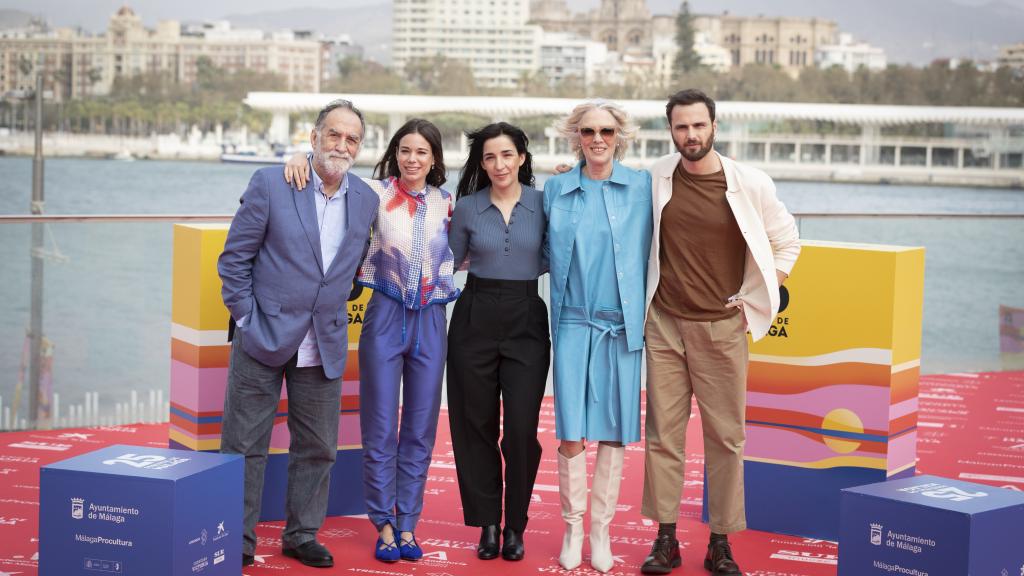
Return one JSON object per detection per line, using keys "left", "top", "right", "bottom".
{"left": 579, "top": 127, "right": 616, "bottom": 139}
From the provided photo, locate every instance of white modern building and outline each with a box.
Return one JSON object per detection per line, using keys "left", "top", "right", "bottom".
{"left": 694, "top": 32, "right": 732, "bottom": 73}
{"left": 538, "top": 32, "right": 607, "bottom": 86}
{"left": 321, "top": 34, "right": 364, "bottom": 83}
{"left": 998, "top": 42, "right": 1024, "bottom": 72}
{"left": 0, "top": 6, "right": 323, "bottom": 100}
{"left": 817, "top": 33, "right": 887, "bottom": 72}
{"left": 392, "top": 0, "right": 541, "bottom": 88}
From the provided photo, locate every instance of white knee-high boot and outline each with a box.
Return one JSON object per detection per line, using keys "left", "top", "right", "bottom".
{"left": 590, "top": 443, "right": 624, "bottom": 573}
{"left": 557, "top": 449, "right": 588, "bottom": 570}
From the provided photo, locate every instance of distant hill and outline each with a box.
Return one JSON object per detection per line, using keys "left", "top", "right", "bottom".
{"left": 0, "top": 9, "right": 37, "bottom": 30}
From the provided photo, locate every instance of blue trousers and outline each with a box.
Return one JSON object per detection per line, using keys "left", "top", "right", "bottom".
{"left": 359, "top": 293, "right": 447, "bottom": 532}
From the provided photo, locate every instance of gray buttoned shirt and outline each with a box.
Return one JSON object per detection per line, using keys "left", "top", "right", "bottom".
{"left": 449, "top": 185, "right": 547, "bottom": 280}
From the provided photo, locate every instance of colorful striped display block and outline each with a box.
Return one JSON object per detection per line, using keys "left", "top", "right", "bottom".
{"left": 704, "top": 241, "right": 925, "bottom": 540}
{"left": 170, "top": 223, "right": 368, "bottom": 519}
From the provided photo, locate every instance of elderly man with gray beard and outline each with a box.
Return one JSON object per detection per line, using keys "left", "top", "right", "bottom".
{"left": 218, "top": 99, "right": 379, "bottom": 569}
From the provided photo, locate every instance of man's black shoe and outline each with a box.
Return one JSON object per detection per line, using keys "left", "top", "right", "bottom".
{"left": 641, "top": 533, "right": 681, "bottom": 574}
{"left": 477, "top": 525, "right": 500, "bottom": 560}
{"left": 282, "top": 540, "right": 334, "bottom": 568}
{"left": 704, "top": 538, "right": 742, "bottom": 575}
{"left": 242, "top": 553, "right": 255, "bottom": 567}
{"left": 501, "top": 527, "right": 525, "bottom": 561}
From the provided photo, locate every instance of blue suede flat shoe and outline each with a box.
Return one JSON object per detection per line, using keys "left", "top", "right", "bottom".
{"left": 399, "top": 534, "right": 423, "bottom": 561}
{"left": 375, "top": 536, "right": 400, "bottom": 563}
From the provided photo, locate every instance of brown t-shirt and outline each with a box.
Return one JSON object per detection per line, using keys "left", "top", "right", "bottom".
{"left": 653, "top": 162, "right": 746, "bottom": 321}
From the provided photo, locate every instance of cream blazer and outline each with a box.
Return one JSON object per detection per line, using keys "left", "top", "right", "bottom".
{"left": 645, "top": 151, "right": 801, "bottom": 342}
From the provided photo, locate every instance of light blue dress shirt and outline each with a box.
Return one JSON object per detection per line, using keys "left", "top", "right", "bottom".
{"left": 296, "top": 161, "right": 349, "bottom": 367}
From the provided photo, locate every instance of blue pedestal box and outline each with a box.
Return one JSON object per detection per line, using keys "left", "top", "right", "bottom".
{"left": 839, "top": 474, "right": 1024, "bottom": 576}
{"left": 40, "top": 444, "right": 243, "bottom": 576}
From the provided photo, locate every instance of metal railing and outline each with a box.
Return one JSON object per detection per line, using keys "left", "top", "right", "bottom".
{"left": 0, "top": 211, "right": 1021, "bottom": 431}
{"left": 1, "top": 212, "right": 1022, "bottom": 223}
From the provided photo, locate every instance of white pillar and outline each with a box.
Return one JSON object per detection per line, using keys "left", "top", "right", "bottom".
{"left": 860, "top": 124, "right": 880, "bottom": 166}
{"left": 268, "top": 110, "right": 290, "bottom": 146}
{"left": 388, "top": 113, "right": 407, "bottom": 139}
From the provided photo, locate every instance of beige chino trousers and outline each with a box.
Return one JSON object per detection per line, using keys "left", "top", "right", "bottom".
{"left": 641, "top": 302, "right": 748, "bottom": 534}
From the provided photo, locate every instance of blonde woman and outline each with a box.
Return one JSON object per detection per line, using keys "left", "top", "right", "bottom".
{"left": 542, "top": 101, "right": 652, "bottom": 573}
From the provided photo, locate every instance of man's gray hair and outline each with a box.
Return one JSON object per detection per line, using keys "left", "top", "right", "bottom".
{"left": 314, "top": 99, "right": 365, "bottom": 135}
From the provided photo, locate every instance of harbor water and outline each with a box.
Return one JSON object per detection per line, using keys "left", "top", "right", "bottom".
{"left": 0, "top": 156, "right": 1022, "bottom": 421}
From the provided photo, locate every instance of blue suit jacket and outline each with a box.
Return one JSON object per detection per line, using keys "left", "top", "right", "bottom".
{"left": 218, "top": 166, "right": 379, "bottom": 379}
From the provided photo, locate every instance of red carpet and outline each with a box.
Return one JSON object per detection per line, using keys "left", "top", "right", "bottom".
{"left": 2, "top": 371, "right": 1022, "bottom": 575}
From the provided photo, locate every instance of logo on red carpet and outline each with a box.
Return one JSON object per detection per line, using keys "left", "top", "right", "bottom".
{"left": 57, "top": 433, "right": 93, "bottom": 441}
{"left": 94, "top": 426, "right": 137, "bottom": 433}
{"left": 0, "top": 455, "right": 38, "bottom": 463}
{"left": 7, "top": 441, "right": 71, "bottom": 452}
{"left": 769, "top": 550, "right": 838, "bottom": 565}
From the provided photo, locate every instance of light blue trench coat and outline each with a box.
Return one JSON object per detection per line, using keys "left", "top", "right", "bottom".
{"left": 543, "top": 160, "right": 653, "bottom": 442}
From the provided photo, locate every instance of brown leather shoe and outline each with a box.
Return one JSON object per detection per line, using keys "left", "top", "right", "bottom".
{"left": 641, "top": 533, "right": 681, "bottom": 574}
{"left": 704, "top": 538, "right": 742, "bottom": 575}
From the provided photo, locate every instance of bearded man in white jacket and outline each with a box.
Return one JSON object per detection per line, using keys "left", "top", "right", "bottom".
{"left": 639, "top": 89, "right": 801, "bottom": 576}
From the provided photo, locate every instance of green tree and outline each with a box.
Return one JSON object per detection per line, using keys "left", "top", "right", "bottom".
{"left": 404, "top": 54, "right": 479, "bottom": 95}
{"left": 673, "top": 1, "right": 702, "bottom": 77}
{"left": 323, "top": 59, "right": 405, "bottom": 94}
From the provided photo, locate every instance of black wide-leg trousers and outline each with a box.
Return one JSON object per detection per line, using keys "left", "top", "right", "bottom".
{"left": 447, "top": 274, "right": 551, "bottom": 532}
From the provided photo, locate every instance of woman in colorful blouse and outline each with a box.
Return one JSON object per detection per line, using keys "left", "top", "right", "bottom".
{"left": 543, "top": 101, "right": 653, "bottom": 573}
{"left": 447, "top": 122, "right": 549, "bottom": 562}
{"left": 284, "top": 119, "right": 458, "bottom": 563}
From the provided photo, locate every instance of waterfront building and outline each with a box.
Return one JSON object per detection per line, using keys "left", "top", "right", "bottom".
{"left": 391, "top": 0, "right": 541, "bottom": 89}
{"left": 692, "top": 13, "right": 837, "bottom": 77}
{"left": 243, "top": 92, "right": 1024, "bottom": 188}
{"left": 817, "top": 33, "right": 887, "bottom": 73}
{"left": 530, "top": 2, "right": 834, "bottom": 84}
{"left": 530, "top": 0, "right": 655, "bottom": 57}
{"left": 321, "top": 35, "right": 364, "bottom": 84}
{"left": 693, "top": 31, "right": 733, "bottom": 73}
{"left": 0, "top": 6, "right": 322, "bottom": 101}
{"left": 538, "top": 32, "right": 608, "bottom": 86}
{"left": 998, "top": 42, "right": 1024, "bottom": 72}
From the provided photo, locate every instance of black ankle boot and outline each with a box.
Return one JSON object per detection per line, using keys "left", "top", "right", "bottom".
{"left": 501, "top": 527, "right": 525, "bottom": 561}
{"left": 477, "top": 525, "right": 500, "bottom": 560}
